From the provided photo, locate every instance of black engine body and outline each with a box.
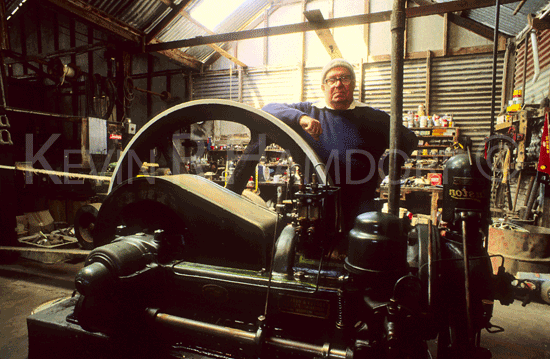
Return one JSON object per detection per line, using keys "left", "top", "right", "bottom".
{"left": 26, "top": 101, "right": 519, "bottom": 359}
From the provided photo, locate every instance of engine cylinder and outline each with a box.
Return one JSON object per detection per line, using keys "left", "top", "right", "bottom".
{"left": 344, "top": 211, "right": 407, "bottom": 284}
{"left": 441, "top": 153, "right": 490, "bottom": 223}
{"left": 75, "top": 234, "right": 159, "bottom": 297}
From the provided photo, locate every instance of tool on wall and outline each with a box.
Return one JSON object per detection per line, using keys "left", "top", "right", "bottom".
{"left": 125, "top": 77, "right": 179, "bottom": 104}
{"left": 47, "top": 58, "right": 82, "bottom": 86}
{"left": 501, "top": 147, "right": 513, "bottom": 210}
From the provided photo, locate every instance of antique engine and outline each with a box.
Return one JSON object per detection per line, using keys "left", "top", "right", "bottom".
{"left": 27, "top": 100, "right": 522, "bottom": 359}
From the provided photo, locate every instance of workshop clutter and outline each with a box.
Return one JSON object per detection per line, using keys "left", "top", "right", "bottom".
{"left": 488, "top": 220, "right": 550, "bottom": 278}
{"left": 16, "top": 210, "right": 79, "bottom": 263}
{"left": 402, "top": 106, "right": 454, "bottom": 129}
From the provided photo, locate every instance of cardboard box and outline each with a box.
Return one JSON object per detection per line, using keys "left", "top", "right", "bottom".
{"left": 25, "top": 210, "right": 55, "bottom": 235}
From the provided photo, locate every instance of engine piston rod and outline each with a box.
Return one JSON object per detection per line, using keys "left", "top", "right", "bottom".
{"left": 146, "top": 308, "right": 350, "bottom": 359}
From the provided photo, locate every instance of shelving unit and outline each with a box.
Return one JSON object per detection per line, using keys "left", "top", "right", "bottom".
{"left": 205, "top": 144, "right": 292, "bottom": 183}
{"left": 404, "top": 127, "right": 460, "bottom": 173}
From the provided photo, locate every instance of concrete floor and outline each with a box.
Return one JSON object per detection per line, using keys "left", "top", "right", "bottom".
{"left": 1, "top": 256, "right": 550, "bottom": 359}
{"left": 0, "top": 257, "right": 78, "bottom": 359}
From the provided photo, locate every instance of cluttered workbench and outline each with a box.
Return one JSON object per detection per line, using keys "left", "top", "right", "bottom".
{"left": 378, "top": 185, "right": 442, "bottom": 225}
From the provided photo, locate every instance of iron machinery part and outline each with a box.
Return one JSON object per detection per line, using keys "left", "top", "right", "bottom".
{"left": 74, "top": 203, "right": 101, "bottom": 250}
{"left": 108, "top": 99, "right": 330, "bottom": 195}
{"left": 293, "top": 178, "right": 341, "bottom": 258}
{"left": 345, "top": 211, "right": 408, "bottom": 291}
{"left": 441, "top": 153, "right": 491, "bottom": 233}
{"left": 146, "top": 308, "right": 350, "bottom": 359}
{"left": 75, "top": 233, "right": 161, "bottom": 297}
{"left": 93, "top": 175, "right": 279, "bottom": 271}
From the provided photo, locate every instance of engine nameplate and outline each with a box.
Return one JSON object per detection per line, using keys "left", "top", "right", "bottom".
{"left": 278, "top": 295, "right": 330, "bottom": 319}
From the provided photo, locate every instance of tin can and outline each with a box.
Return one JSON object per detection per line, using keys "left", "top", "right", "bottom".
{"left": 420, "top": 116, "right": 428, "bottom": 128}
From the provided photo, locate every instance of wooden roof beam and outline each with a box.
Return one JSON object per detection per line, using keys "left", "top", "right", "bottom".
{"left": 148, "top": 39, "right": 202, "bottom": 70}
{"left": 46, "top": 0, "right": 143, "bottom": 43}
{"left": 45, "top": 0, "right": 201, "bottom": 70}
{"left": 304, "top": 9, "right": 342, "bottom": 59}
{"left": 145, "top": 0, "right": 193, "bottom": 43}
{"left": 180, "top": 11, "right": 248, "bottom": 69}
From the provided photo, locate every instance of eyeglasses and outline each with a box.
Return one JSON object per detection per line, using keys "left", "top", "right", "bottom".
{"left": 324, "top": 75, "right": 352, "bottom": 86}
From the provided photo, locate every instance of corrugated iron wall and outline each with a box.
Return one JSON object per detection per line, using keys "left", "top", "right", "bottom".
{"left": 192, "top": 53, "right": 503, "bottom": 155}
{"left": 362, "top": 59, "right": 427, "bottom": 114}
{"left": 303, "top": 67, "right": 324, "bottom": 103}
{"left": 431, "top": 53, "right": 504, "bottom": 156}
{"left": 192, "top": 69, "right": 239, "bottom": 101}
{"left": 242, "top": 67, "right": 300, "bottom": 108}
{"left": 514, "top": 29, "right": 550, "bottom": 104}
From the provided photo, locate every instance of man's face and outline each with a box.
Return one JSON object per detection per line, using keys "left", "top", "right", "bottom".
{"left": 321, "top": 66, "right": 355, "bottom": 110}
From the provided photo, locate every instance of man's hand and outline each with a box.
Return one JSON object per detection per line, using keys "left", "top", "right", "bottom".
{"left": 299, "top": 115, "right": 322, "bottom": 141}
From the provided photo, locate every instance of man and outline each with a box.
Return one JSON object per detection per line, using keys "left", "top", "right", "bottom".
{"left": 262, "top": 58, "right": 417, "bottom": 229}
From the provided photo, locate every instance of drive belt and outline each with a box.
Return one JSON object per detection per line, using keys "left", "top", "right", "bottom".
{"left": 0, "top": 164, "right": 112, "bottom": 181}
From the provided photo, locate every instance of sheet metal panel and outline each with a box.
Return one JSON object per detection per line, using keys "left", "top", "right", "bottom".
{"left": 514, "top": 29, "right": 550, "bottom": 100}
{"left": 303, "top": 67, "right": 325, "bottom": 104}
{"left": 430, "top": 53, "right": 504, "bottom": 156}
{"left": 241, "top": 67, "right": 299, "bottom": 109}
{"left": 193, "top": 53, "right": 502, "bottom": 156}
{"left": 192, "top": 70, "right": 239, "bottom": 101}
{"left": 520, "top": 65, "right": 550, "bottom": 105}
{"left": 362, "top": 59, "right": 427, "bottom": 114}
{"left": 86, "top": 0, "right": 167, "bottom": 31}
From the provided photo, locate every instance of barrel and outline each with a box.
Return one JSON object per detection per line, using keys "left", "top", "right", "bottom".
{"left": 488, "top": 223, "right": 550, "bottom": 276}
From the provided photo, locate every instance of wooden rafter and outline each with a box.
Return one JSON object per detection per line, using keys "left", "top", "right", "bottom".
{"left": 304, "top": 9, "right": 342, "bottom": 59}
{"left": 146, "top": 0, "right": 519, "bottom": 52}
{"left": 145, "top": 0, "right": 193, "bottom": 43}
{"left": 148, "top": 39, "right": 202, "bottom": 70}
{"left": 45, "top": 0, "right": 201, "bottom": 70}
{"left": 180, "top": 11, "right": 248, "bottom": 69}
{"left": 0, "top": 0, "right": 9, "bottom": 51}
{"left": 46, "top": 0, "right": 143, "bottom": 43}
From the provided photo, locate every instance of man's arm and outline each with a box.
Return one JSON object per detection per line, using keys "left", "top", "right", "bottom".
{"left": 262, "top": 102, "right": 321, "bottom": 141}
{"left": 262, "top": 102, "right": 311, "bottom": 127}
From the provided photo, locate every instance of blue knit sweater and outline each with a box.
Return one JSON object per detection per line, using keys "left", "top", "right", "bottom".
{"left": 262, "top": 101, "right": 418, "bottom": 227}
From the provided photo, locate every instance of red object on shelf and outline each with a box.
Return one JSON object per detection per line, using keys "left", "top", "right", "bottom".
{"left": 538, "top": 113, "right": 550, "bottom": 176}
{"left": 428, "top": 173, "right": 442, "bottom": 186}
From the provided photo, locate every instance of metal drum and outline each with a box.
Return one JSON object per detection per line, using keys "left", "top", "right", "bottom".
{"left": 488, "top": 222, "right": 550, "bottom": 275}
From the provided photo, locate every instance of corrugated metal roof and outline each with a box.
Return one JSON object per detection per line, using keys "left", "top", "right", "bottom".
{"left": 7, "top": 0, "right": 550, "bottom": 68}
{"left": 435, "top": 0, "right": 550, "bottom": 38}
{"left": 86, "top": 0, "right": 169, "bottom": 31}
{"left": 467, "top": 1, "right": 548, "bottom": 37}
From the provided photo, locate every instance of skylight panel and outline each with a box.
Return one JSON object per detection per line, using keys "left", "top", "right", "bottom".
{"left": 189, "top": 0, "right": 247, "bottom": 31}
